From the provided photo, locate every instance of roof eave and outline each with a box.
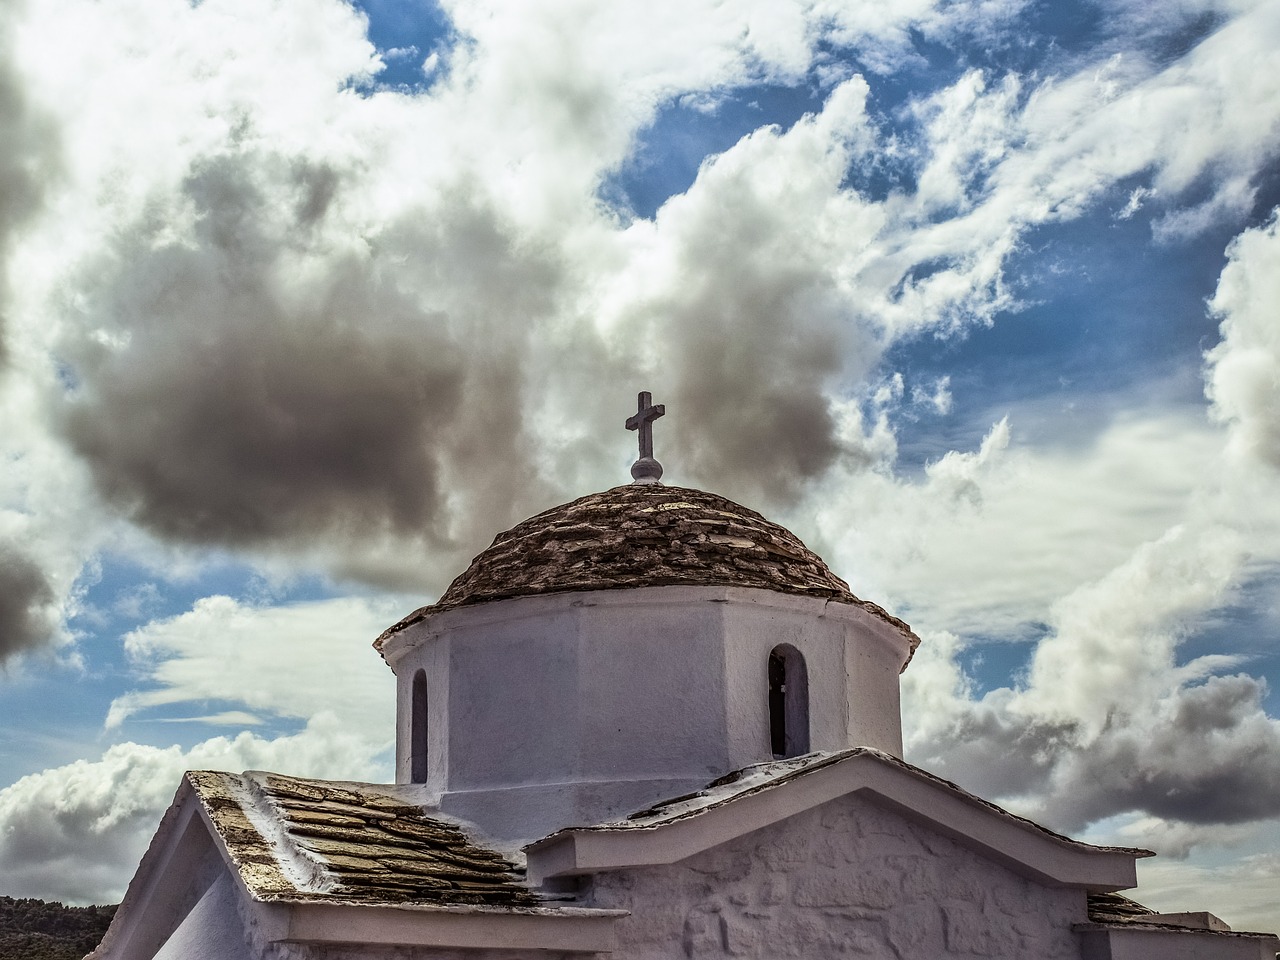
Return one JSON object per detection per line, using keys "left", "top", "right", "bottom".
{"left": 268, "top": 900, "right": 623, "bottom": 952}
{"left": 525, "top": 750, "right": 1146, "bottom": 892}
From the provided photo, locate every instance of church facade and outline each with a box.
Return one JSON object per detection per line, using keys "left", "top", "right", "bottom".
{"left": 90, "top": 396, "right": 1280, "bottom": 960}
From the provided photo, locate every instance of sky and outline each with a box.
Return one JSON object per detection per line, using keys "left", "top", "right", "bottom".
{"left": 1, "top": 0, "right": 1280, "bottom": 935}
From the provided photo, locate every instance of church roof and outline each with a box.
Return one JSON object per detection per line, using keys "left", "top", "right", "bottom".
{"left": 187, "top": 770, "right": 537, "bottom": 907}
{"left": 524, "top": 748, "right": 1153, "bottom": 893}
{"left": 379, "top": 482, "right": 916, "bottom": 647}
{"left": 535, "top": 748, "right": 1150, "bottom": 858}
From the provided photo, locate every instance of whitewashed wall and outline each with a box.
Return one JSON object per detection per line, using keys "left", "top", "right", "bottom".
{"left": 386, "top": 586, "right": 912, "bottom": 842}
{"left": 584, "top": 792, "right": 1087, "bottom": 960}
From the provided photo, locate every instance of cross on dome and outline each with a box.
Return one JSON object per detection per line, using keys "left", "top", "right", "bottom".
{"left": 626, "top": 391, "right": 665, "bottom": 484}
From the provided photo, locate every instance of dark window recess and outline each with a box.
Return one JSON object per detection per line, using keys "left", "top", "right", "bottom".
{"left": 768, "top": 645, "right": 810, "bottom": 759}
{"left": 411, "top": 669, "right": 428, "bottom": 783}
{"left": 769, "top": 651, "right": 787, "bottom": 756}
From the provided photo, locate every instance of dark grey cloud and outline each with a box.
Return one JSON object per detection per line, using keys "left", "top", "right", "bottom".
{"left": 911, "top": 704, "right": 1080, "bottom": 801}
{"left": 0, "top": 0, "right": 58, "bottom": 364}
{"left": 629, "top": 171, "right": 881, "bottom": 510}
{"left": 1042, "top": 674, "right": 1280, "bottom": 830}
{"left": 0, "top": 543, "right": 56, "bottom": 660}
{"left": 668, "top": 311, "right": 848, "bottom": 503}
{"left": 913, "top": 674, "right": 1280, "bottom": 837}
{"left": 55, "top": 153, "right": 563, "bottom": 589}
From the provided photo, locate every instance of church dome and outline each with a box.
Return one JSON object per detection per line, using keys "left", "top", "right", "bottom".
{"left": 379, "top": 480, "right": 917, "bottom": 648}
{"left": 437, "top": 483, "right": 856, "bottom": 610}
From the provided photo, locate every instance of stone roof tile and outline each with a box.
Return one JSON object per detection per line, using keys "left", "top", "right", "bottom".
{"left": 378, "top": 483, "right": 917, "bottom": 651}
{"left": 545, "top": 748, "right": 1153, "bottom": 862}
{"left": 188, "top": 771, "right": 537, "bottom": 908}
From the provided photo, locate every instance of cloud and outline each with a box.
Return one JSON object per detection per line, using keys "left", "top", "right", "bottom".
{"left": 60, "top": 156, "right": 486, "bottom": 548}
{"left": 815, "top": 0, "right": 1031, "bottom": 75}
{"left": 1207, "top": 208, "right": 1280, "bottom": 474}
{"left": 0, "top": 0, "right": 1278, "bottom": 885}
{"left": 0, "top": 0, "right": 1270, "bottom": 612}
{"left": 891, "top": 441, "right": 1280, "bottom": 839}
{"left": 592, "top": 77, "right": 886, "bottom": 505}
{"left": 0, "top": 0, "right": 57, "bottom": 365}
{"left": 1042, "top": 674, "right": 1280, "bottom": 828}
{"left": 106, "top": 594, "right": 399, "bottom": 739}
{"left": 0, "top": 383, "right": 103, "bottom": 666}
{"left": 812, "top": 411, "right": 1221, "bottom": 639}
{"left": 41, "top": 109, "right": 569, "bottom": 589}
{"left": 0, "top": 541, "right": 57, "bottom": 659}
{"left": 0, "top": 716, "right": 387, "bottom": 903}
{"left": 1136, "top": 827, "right": 1280, "bottom": 934}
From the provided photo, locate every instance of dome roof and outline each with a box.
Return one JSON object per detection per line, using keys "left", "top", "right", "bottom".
{"left": 380, "top": 483, "right": 915, "bottom": 644}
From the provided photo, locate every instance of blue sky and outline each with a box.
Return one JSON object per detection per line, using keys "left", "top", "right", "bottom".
{"left": 2, "top": 0, "right": 1280, "bottom": 934}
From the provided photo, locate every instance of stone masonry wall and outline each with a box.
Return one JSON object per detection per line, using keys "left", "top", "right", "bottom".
{"left": 584, "top": 793, "right": 1088, "bottom": 960}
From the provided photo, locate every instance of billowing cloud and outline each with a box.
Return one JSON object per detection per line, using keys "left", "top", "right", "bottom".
{"left": 889, "top": 427, "right": 1280, "bottom": 849}
{"left": 1207, "top": 209, "right": 1280, "bottom": 474}
{"left": 595, "top": 78, "right": 884, "bottom": 505}
{"left": 0, "top": 541, "right": 57, "bottom": 659}
{"left": 56, "top": 154, "right": 547, "bottom": 580}
{"left": 106, "top": 594, "right": 399, "bottom": 737}
{"left": 0, "top": 717, "right": 387, "bottom": 903}
{"left": 0, "top": 0, "right": 57, "bottom": 365}
{"left": 0, "top": 0, "right": 1278, "bottom": 926}
{"left": 1, "top": 0, "right": 1273, "bottom": 603}
{"left": 812, "top": 412, "right": 1222, "bottom": 638}
{"left": 1042, "top": 673, "right": 1280, "bottom": 829}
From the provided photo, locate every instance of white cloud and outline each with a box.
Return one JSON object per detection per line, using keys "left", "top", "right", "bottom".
{"left": 1151, "top": 174, "right": 1257, "bottom": 244}
{"left": 106, "top": 595, "right": 400, "bottom": 740}
{"left": 1207, "top": 208, "right": 1280, "bottom": 474}
{"left": 910, "top": 376, "right": 952, "bottom": 415}
{"left": 818, "top": 364, "right": 1280, "bottom": 853}
{"left": 812, "top": 411, "right": 1221, "bottom": 639}
{"left": 0, "top": 0, "right": 1274, "bottom": 631}
{"left": 0, "top": 0, "right": 1278, "bottom": 918}
{"left": 0, "top": 715, "right": 388, "bottom": 903}
{"left": 1136, "top": 828, "right": 1280, "bottom": 934}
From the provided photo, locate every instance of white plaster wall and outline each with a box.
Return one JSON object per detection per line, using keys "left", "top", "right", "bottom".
{"left": 297, "top": 949, "right": 588, "bottom": 960}
{"left": 720, "top": 593, "right": 909, "bottom": 763}
{"left": 1079, "top": 927, "right": 1278, "bottom": 960}
{"left": 384, "top": 586, "right": 913, "bottom": 842}
{"left": 261, "top": 941, "right": 588, "bottom": 960}
{"left": 583, "top": 792, "right": 1088, "bottom": 960}
{"left": 842, "top": 613, "right": 909, "bottom": 757}
{"left": 153, "top": 872, "right": 255, "bottom": 960}
{"left": 720, "top": 597, "right": 844, "bottom": 765}
{"left": 94, "top": 811, "right": 233, "bottom": 960}
{"left": 394, "top": 629, "right": 450, "bottom": 788}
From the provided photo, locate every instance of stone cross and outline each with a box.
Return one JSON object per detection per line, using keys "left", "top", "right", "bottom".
{"left": 626, "top": 391, "right": 665, "bottom": 484}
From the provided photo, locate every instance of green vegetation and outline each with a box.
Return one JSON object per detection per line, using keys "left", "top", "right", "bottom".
{"left": 0, "top": 896, "right": 116, "bottom": 960}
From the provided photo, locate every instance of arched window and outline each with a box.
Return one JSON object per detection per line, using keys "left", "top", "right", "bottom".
{"left": 768, "top": 645, "right": 810, "bottom": 759}
{"left": 410, "top": 669, "right": 428, "bottom": 784}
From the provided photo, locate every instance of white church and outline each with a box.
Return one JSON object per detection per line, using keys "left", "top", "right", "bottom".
{"left": 91, "top": 394, "right": 1279, "bottom": 959}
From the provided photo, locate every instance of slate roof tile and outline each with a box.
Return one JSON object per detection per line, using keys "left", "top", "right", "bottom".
{"left": 547, "top": 748, "right": 1153, "bottom": 863}
{"left": 379, "top": 483, "right": 918, "bottom": 652}
{"left": 187, "top": 771, "right": 537, "bottom": 908}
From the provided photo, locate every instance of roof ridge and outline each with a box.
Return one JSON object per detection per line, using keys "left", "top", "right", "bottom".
{"left": 239, "top": 771, "right": 336, "bottom": 895}
{"left": 539, "top": 748, "right": 1153, "bottom": 860}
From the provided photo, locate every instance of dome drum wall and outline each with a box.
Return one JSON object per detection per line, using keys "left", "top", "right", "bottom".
{"left": 382, "top": 585, "right": 913, "bottom": 843}
{"left": 721, "top": 595, "right": 909, "bottom": 764}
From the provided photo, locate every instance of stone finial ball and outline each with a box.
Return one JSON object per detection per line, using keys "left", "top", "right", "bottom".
{"left": 631, "top": 457, "right": 664, "bottom": 484}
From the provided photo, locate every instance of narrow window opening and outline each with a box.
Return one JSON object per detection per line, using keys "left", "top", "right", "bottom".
{"left": 410, "top": 669, "right": 428, "bottom": 784}
{"left": 769, "top": 651, "right": 787, "bottom": 757}
{"left": 768, "top": 645, "right": 810, "bottom": 759}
